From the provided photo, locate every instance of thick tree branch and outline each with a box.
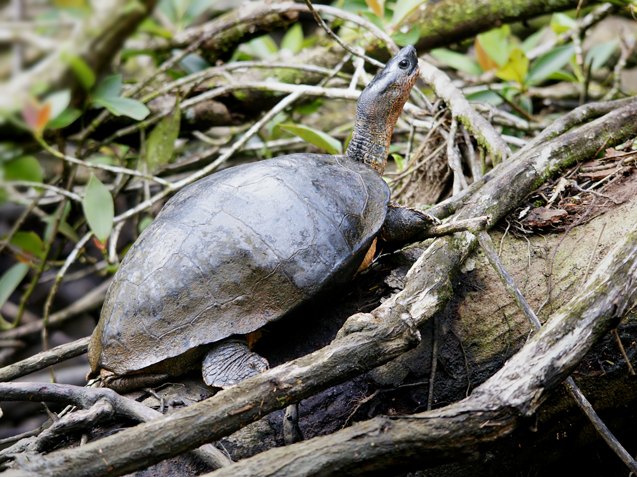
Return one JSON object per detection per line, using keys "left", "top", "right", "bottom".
{"left": 403, "top": 0, "right": 606, "bottom": 51}
{"left": 202, "top": 224, "right": 637, "bottom": 477}
{"left": 7, "top": 95, "right": 637, "bottom": 477}
{"left": 0, "top": 383, "right": 232, "bottom": 469}
{"left": 418, "top": 59, "right": 511, "bottom": 162}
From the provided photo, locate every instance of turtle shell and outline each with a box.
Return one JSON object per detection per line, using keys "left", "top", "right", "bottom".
{"left": 89, "top": 154, "right": 389, "bottom": 375}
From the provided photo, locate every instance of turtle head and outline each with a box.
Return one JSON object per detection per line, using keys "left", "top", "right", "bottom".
{"left": 358, "top": 45, "right": 419, "bottom": 113}
{"left": 346, "top": 46, "right": 419, "bottom": 173}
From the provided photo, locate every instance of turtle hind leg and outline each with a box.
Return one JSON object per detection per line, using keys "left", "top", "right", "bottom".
{"left": 202, "top": 339, "right": 269, "bottom": 388}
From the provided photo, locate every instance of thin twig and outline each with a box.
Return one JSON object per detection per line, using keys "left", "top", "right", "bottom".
{"left": 42, "top": 232, "right": 93, "bottom": 332}
{"left": 611, "top": 329, "right": 635, "bottom": 376}
{"left": 38, "top": 137, "right": 172, "bottom": 188}
{"left": 446, "top": 118, "right": 468, "bottom": 194}
{"left": 0, "top": 188, "right": 44, "bottom": 256}
{"left": 0, "top": 337, "right": 90, "bottom": 382}
{"left": 304, "top": 0, "right": 383, "bottom": 68}
{"left": 427, "top": 216, "right": 490, "bottom": 236}
{"left": 0, "top": 280, "right": 110, "bottom": 340}
{"left": 0, "top": 382, "right": 232, "bottom": 469}
{"left": 141, "top": 61, "right": 351, "bottom": 104}
{"left": 582, "top": 222, "right": 606, "bottom": 283}
{"left": 79, "top": 1, "right": 398, "bottom": 141}
{"left": 604, "top": 32, "right": 635, "bottom": 100}
{"left": 7, "top": 181, "right": 82, "bottom": 202}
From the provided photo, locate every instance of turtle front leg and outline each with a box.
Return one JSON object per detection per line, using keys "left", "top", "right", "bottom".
{"left": 203, "top": 339, "right": 304, "bottom": 444}
{"left": 380, "top": 204, "right": 441, "bottom": 245}
{"left": 202, "top": 339, "right": 269, "bottom": 388}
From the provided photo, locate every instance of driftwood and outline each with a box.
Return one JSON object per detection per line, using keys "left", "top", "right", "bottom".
{"left": 5, "top": 95, "right": 637, "bottom": 477}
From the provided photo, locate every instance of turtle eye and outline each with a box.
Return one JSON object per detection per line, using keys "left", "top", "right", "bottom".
{"left": 398, "top": 59, "right": 410, "bottom": 70}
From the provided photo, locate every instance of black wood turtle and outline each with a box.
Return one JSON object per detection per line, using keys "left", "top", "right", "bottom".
{"left": 88, "top": 45, "right": 435, "bottom": 390}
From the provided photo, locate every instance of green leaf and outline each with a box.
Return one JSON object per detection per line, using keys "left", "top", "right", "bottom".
{"left": 47, "top": 108, "right": 81, "bottom": 129}
{"left": 42, "top": 214, "right": 80, "bottom": 242}
{"left": 161, "top": 0, "right": 189, "bottom": 24}
{"left": 294, "top": 99, "right": 323, "bottom": 115}
{"left": 550, "top": 13, "right": 576, "bottom": 35}
{"left": 521, "top": 28, "right": 546, "bottom": 53}
{"left": 476, "top": 26, "right": 511, "bottom": 68}
{"left": 45, "top": 90, "right": 71, "bottom": 120}
{"left": 62, "top": 52, "right": 95, "bottom": 90}
{"left": 391, "top": 153, "right": 405, "bottom": 171}
{"left": 3, "top": 156, "right": 43, "bottom": 183}
{"left": 94, "top": 96, "right": 150, "bottom": 120}
{"left": 391, "top": 26, "right": 420, "bottom": 47}
{"left": 360, "top": 11, "right": 385, "bottom": 29}
{"left": 277, "top": 123, "right": 342, "bottom": 155}
{"left": 0, "top": 263, "right": 29, "bottom": 312}
{"left": 390, "top": 0, "right": 422, "bottom": 25}
{"left": 546, "top": 70, "right": 578, "bottom": 82}
{"left": 241, "top": 35, "right": 278, "bottom": 59}
{"left": 82, "top": 174, "right": 114, "bottom": 242}
{"left": 143, "top": 104, "right": 181, "bottom": 172}
{"left": 185, "top": 0, "right": 212, "bottom": 22}
{"left": 496, "top": 48, "right": 529, "bottom": 85}
{"left": 93, "top": 74, "right": 123, "bottom": 100}
{"left": 87, "top": 155, "right": 115, "bottom": 167}
{"left": 10, "top": 231, "right": 45, "bottom": 260}
{"left": 138, "top": 215, "right": 153, "bottom": 233}
{"left": 281, "top": 24, "right": 303, "bottom": 53}
{"left": 466, "top": 89, "right": 504, "bottom": 106}
{"left": 517, "top": 94, "right": 533, "bottom": 115}
{"left": 92, "top": 74, "right": 151, "bottom": 120}
{"left": 586, "top": 40, "right": 617, "bottom": 70}
{"left": 430, "top": 48, "right": 482, "bottom": 75}
{"left": 41, "top": 202, "right": 80, "bottom": 242}
{"left": 527, "top": 44, "right": 575, "bottom": 85}
{"left": 122, "top": 0, "right": 146, "bottom": 15}
{"left": 180, "top": 53, "right": 209, "bottom": 74}
{"left": 138, "top": 17, "right": 173, "bottom": 39}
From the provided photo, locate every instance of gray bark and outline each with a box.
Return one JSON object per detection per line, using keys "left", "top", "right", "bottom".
{"left": 7, "top": 92, "right": 637, "bottom": 477}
